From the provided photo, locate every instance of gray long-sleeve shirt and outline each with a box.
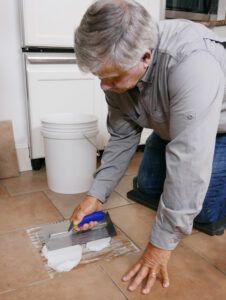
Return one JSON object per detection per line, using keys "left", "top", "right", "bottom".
{"left": 88, "top": 19, "right": 226, "bottom": 250}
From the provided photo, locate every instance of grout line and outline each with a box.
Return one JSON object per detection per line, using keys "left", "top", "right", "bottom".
{"left": 0, "top": 288, "right": 17, "bottom": 296}
{"left": 98, "top": 264, "right": 129, "bottom": 300}
{"left": 114, "top": 190, "right": 135, "bottom": 205}
{"left": 112, "top": 223, "right": 142, "bottom": 252}
{"left": 26, "top": 278, "right": 53, "bottom": 288}
{"left": 0, "top": 277, "right": 53, "bottom": 297}
{"left": 103, "top": 203, "right": 136, "bottom": 213}
{"left": 0, "top": 187, "right": 49, "bottom": 198}
{"left": 42, "top": 190, "right": 66, "bottom": 220}
{"left": 0, "top": 217, "right": 65, "bottom": 238}
{"left": 181, "top": 241, "right": 226, "bottom": 276}
{"left": 16, "top": 188, "right": 50, "bottom": 197}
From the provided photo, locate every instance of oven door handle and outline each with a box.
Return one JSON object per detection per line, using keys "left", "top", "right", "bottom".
{"left": 26, "top": 56, "right": 77, "bottom": 64}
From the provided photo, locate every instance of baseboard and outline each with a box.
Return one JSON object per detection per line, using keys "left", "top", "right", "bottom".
{"left": 16, "top": 145, "right": 32, "bottom": 172}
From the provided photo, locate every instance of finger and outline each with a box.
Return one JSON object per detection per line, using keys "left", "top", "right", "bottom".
{"left": 128, "top": 266, "right": 149, "bottom": 292}
{"left": 89, "top": 221, "right": 98, "bottom": 228}
{"left": 89, "top": 221, "right": 97, "bottom": 228}
{"left": 160, "top": 267, "right": 170, "bottom": 288}
{"left": 122, "top": 263, "right": 141, "bottom": 282}
{"left": 70, "top": 207, "right": 84, "bottom": 224}
{"left": 142, "top": 270, "right": 158, "bottom": 294}
{"left": 78, "top": 223, "right": 90, "bottom": 231}
{"left": 79, "top": 221, "right": 98, "bottom": 231}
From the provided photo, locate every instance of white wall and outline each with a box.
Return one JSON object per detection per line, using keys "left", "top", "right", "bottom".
{"left": 0, "top": 0, "right": 31, "bottom": 171}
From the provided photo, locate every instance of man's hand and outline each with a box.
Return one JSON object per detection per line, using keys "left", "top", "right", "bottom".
{"left": 122, "top": 243, "right": 171, "bottom": 294}
{"left": 70, "top": 196, "right": 103, "bottom": 231}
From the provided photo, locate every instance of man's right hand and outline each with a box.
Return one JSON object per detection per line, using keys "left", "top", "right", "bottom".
{"left": 70, "top": 196, "right": 103, "bottom": 231}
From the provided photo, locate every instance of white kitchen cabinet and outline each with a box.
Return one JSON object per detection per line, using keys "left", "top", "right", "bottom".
{"left": 20, "top": 0, "right": 93, "bottom": 47}
{"left": 20, "top": 0, "right": 165, "bottom": 47}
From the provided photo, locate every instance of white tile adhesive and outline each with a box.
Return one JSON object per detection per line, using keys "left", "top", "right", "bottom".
{"left": 42, "top": 244, "right": 82, "bottom": 272}
{"left": 42, "top": 237, "right": 111, "bottom": 272}
{"left": 86, "top": 237, "right": 111, "bottom": 251}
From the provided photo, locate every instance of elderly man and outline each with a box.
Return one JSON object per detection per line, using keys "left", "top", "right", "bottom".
{"left": 70, "top": 0, "right": 226, "bottom": 294}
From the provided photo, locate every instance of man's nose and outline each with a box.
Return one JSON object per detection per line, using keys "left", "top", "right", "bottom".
{"left": 100, "top": 80, "right": 113, "bottom": 91}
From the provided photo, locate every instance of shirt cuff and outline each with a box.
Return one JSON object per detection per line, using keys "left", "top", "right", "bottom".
{"left": 149, "top": 221, "right": 181, "bottom": 250}
{"left": 86, "top": 188, "right": 108, "bottom": 204}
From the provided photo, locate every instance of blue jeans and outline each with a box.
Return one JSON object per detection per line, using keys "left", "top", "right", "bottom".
{"left": 137, "top": 132, "right": 226, "bottom": 224}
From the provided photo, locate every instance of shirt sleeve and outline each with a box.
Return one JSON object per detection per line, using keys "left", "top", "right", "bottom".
{"left": 87, "top": 93, "right": 142, "bottom": 203}
{"left": 150, "top": 51, "right": 225, "bottom": 250}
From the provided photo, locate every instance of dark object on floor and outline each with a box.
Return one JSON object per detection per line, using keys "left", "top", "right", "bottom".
{"left": 127, "top": 179, "right": 226, "bottom": 236}
{"left": 31, "top": 158, "right": 45, "bottom": 170}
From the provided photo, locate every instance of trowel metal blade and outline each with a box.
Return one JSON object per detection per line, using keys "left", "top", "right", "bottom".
{"left": 39, "top": 213, "right": 116, "bottom": 251}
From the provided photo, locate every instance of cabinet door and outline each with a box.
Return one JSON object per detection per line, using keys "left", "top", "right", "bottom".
{"left": 20, "top": 0, "right": 165, "bottom": 47}
{"left": 21, "top": 0, "right": 93, "bottom": 47}
{"left": 25, "top": 53, "right": 107, "bottom": 158}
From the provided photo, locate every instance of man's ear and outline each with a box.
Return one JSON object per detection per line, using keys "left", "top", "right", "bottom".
{"left": 142, "top": 49, "right": 152, "bottom": 68}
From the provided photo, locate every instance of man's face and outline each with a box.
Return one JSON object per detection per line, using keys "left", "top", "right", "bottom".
{"left": 94, "top": 52, "right": 151, "bottom": 94}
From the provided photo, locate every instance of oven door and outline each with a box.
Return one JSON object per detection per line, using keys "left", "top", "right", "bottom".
{"left": 24, "top": 53, "right": 108, "bottom": 159}
{"left": 166, "top": 0, "right": 226, "bottom": 21}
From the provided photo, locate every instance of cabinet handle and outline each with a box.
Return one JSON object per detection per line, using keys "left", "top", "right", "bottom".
{"left": 26, "top": 56, "right": 77, "bottom": 64}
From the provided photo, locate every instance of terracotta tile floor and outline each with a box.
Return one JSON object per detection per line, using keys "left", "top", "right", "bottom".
{"left": 0, "top": 153, "right": 226, "bottom": 299}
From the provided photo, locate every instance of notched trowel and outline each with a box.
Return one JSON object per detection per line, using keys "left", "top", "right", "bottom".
{"left": 39, "top": 212, "right": 117, "bottom": 251}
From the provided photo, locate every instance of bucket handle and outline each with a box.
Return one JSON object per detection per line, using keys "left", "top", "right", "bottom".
{"left": 83, "top": 134, "right": 101, "bottom": 157}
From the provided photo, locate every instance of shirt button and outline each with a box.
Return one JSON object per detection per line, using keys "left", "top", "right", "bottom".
{"left": 186, "top": 114, "right": 194, "bottom": 120}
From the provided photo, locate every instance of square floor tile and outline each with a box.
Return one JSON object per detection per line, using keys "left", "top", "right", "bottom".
{"left": 0, "top": 192, "right": 62, "bottom": 234}
{"left": 182, "top": 232, "right": 226, "bottom": 274}
{"left": 109, "top": 204, "right": 156, "bottom": 249}
{"left": 44, "top": 190, "right": 130, "bottom": 219}
{"left": 100, "top": 243, "right": 226, "bottom": 300}
{"left": 0, "top": 231, "right": 49, "bottom": 293}
{"left": 0, "top": 264, "right": 126, "bottom": 300}
{"left": 2, "top": 170, "right": 48, "bottom": 196}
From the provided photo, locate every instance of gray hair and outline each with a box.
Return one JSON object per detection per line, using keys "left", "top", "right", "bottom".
{"left": 74, "top": 0, "right": 158, "bottom": 73}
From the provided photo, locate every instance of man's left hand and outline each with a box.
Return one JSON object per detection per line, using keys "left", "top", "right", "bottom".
{"left": 122, "top": 243, "right": 172, "bottom": 294}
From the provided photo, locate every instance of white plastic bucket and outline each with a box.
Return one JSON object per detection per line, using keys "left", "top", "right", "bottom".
{"left": 41, "top": 113, "right": 98, "bottom": 194}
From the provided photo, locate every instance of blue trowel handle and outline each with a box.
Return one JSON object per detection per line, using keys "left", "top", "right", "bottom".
{"left": 78, "top": 211, "right": 105, "bottom": 227}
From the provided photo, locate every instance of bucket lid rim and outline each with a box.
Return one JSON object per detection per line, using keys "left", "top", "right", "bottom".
{"left": 40, "top": 113, "right": 98, "bottom": 124}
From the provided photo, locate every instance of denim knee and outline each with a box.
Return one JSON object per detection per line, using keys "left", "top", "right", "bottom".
{"left": 137, "top": 133, "right": 168, "bottom": 196}
{"left": 195, "top": 134, "right": 226, "bottom": 223}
